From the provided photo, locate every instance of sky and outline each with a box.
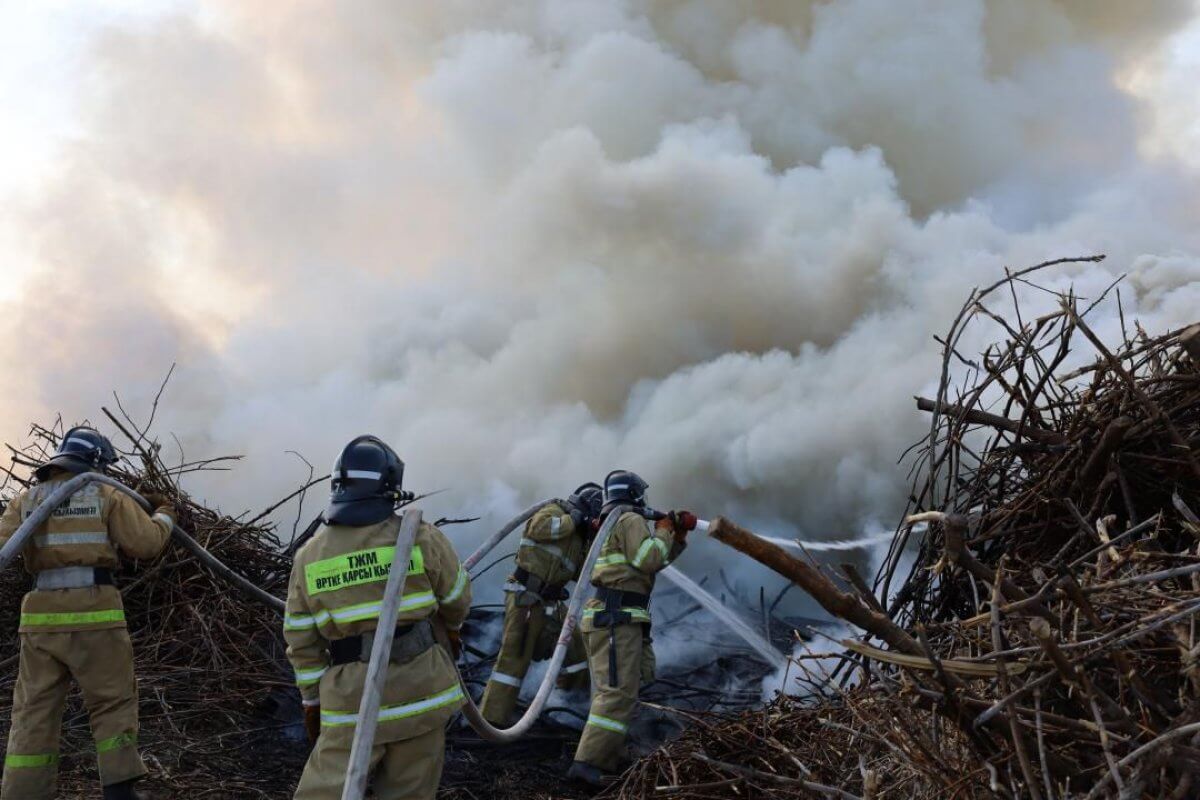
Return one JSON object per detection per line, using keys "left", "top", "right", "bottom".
{"left": 1, "top": 2, "right": 1200, "bottom": 620}
{"left": 0, "top": 1, "right": 184, "bottom": 301}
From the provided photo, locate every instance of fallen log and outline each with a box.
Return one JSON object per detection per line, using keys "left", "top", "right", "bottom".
{"left": 915, "top": 396, "right": 1067, "bottom": 444}
{"left": 706, "top": 516, "right": 922, "bottom": 657}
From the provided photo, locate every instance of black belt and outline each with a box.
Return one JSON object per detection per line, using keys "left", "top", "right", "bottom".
{"left": 593, "top": 586, "right": 650, "bottom": 689}
{"left": 593, "top": 586, "right": 649, "bottom": 610}
{"left": 513, "top": 567, "right": 567, "bottom": 602}
{"left": 329, "top": 621, "right": 433, "bottom": 666}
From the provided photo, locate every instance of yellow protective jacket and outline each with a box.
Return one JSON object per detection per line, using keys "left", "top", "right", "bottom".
{"left": 580, "top": 510, "right": 683, "bottom": 632}
{"left": 0, "top": 473, "right": 174, "bottom": 633}
{"left": 512, "top": 501, "right": 587, "bottom": 590}
{"left": 284, "top": 515, "right": 471, "bottom": 744}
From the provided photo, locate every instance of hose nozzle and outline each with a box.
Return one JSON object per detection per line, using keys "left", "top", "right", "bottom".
{"left": 643, "top": 507, "right": 710, "bottom": 534}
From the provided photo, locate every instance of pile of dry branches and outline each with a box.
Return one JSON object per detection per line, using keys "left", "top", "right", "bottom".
{"left": 609, "top": 257, "right": 1200, "bottom": 799}
{"left": 0, "top": 411, "right": 307, "bottom": 798}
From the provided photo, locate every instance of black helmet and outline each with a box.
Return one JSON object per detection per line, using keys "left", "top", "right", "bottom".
{"left": 567, "top": 482, "right": 603, "bottom": 523}
{"left": 603, "top": 470, "right": 648, "bottom": 510}
{"left": 324, "top": 435, "right": 405, "bottom": 527}
{"left": 34, "top": 427, "right": 117, "bottom": 482}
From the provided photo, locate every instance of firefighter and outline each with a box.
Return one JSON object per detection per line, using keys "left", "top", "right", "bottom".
{"left": 285, "top": 435, "right": 471, "bottom": 800}
{"left": 0, "top": 427, "right": 175, "bottom": 800}
{"left": 478, "top": 483, "right": 603, "bottom": 726}
{"left": 568, "top": 470, "right": 696, "bottom": 786}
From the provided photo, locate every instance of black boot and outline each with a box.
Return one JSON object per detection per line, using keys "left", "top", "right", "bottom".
{"left": 102, "top": 779, "right": 144, "bottom": 800}
{"left": 567, "top": 761, "right": 610, "bottom": 787}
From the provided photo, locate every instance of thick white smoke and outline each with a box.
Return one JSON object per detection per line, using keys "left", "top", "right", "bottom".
{"left": 2, "top": 2, "right": 1199, "bottom": 619}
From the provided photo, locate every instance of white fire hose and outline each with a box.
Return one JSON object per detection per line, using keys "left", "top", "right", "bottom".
{"left": 342, "top": 509, "right": 422, "bottom": 800}
{"left": 460, "top": 498, "right": 549, "bottom": 573}
{"left": 452, "top": 504, "right": 634, "bottom": 742}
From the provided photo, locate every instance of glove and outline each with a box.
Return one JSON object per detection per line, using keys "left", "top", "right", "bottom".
{"left": 141, "top": 492, "right": 172, "bottom": 512}
{"left": 674, "top": 511, "right": 699, "bottom": 535}
{"left": 304, "top": 704, "right": 321, "bottom": 743}
{"left": 445, "top": 629, "right": 463, "bottom": 659}
{"left": 661, "top": 511, "right": 697, "bottom": 538}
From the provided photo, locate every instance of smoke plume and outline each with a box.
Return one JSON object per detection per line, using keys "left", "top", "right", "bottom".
{"left": 2, "top": 1, "right": 1200, "bottom": 614}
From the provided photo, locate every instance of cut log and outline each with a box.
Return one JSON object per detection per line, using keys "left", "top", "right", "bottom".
{"left": 1178, "top": 324, "right": 1200, "bottom": 363}
{"left": 915, "top": 397, "right": 1067, "bottom": 444}
{"left": 707, "top": 516, "right": 922, "bottom": 656}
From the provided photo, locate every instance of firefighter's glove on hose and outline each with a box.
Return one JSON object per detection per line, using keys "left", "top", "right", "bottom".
{"left": 142, "top": 492, "right": 171, "bottom": 512}
{"left": 660, "top": 510, "right": 699, "bottom": 539}
{"left": 304, "top": 704, "right": 322, "bottom": 744}
{"left": 446, "top": 628, "right": 463, "bottom": 659}
{"left": 673, "top": 511, "right": 699, "bottom": 536}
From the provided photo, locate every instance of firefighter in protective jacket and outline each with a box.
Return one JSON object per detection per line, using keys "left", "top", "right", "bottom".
{"left": 285, "top": 436, "right": 471, "bottom": 800}
{"left": 478, "top": 484, "right": 602, "bottom": 725}
{"left": 0, "top": 428, "right": 175, "bottom": 800}
{"left": 569, "top": 470, "right": 696, "bottom": 786}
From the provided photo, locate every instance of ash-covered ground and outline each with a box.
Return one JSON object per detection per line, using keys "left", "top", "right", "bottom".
{"left": 437, "top": 584, "right": 826, "bottom": 800}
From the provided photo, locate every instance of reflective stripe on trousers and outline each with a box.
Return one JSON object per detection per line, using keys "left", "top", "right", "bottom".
{"left": 586, "top": 714, "right": 628, "bottom": 734}
{"left": 582, "top": 606, "right": 651, "bottom": 625}
{"left": 3, "top": 753, "right": 58, "bottom": 769}
{"left": 488, "top": 671, "right": 523, "bottom": 688}
{"left": 96, "top": 733, "right": 136, "bottom": 753}
{"left": 20, "top": 609, "right": 125, "bottom": 628}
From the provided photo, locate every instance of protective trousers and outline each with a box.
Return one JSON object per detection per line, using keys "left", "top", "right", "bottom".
{"left": 2, "top": 629, "right": 145, "bottom": 799}
{"left": 293, "top": 726, "right": 445, "bottom": 800}
{"left": 574, "top": 623, "right": 654, "bottom": 773}
{"left": 478, "top": 593, "right": 588, "bottom": 726}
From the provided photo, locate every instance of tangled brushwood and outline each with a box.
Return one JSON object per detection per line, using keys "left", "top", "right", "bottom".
{"left": 610, "top": 257, "right": 1200, "bottom": 799}
{"left": 0, "top": 414, "right": 307, "bottom": 798}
